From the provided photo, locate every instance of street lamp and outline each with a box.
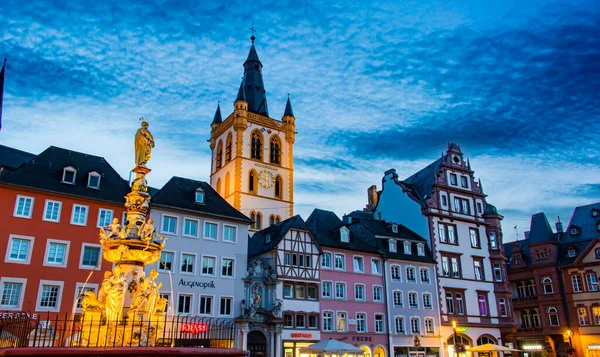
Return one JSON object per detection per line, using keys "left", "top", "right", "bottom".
{"left": 452, "top": 320, "right": 458, "bottom": 357}
{"left": 567, "top": 330, "right": 573, "bottom": 355}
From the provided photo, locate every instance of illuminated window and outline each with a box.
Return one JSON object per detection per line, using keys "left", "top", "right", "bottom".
{"left": 336, "top": 311, "right": 347, "bottom": 332}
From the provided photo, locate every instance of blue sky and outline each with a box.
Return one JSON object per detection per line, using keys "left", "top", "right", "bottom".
{"left": 1, "top": 0, "right": 599, "bottom": 240}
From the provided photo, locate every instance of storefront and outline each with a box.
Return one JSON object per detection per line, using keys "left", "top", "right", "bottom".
{"left": 394, "top": 346, "right": 440, "bottom": 357}
{"left": 322, "top": 333, "right": 388, "bottom": 357}
{"left": 282, "top": 331, "right": 320, "bottom": 357}
{"left": 393, "top": 335, "right": 440, "bottom": 357}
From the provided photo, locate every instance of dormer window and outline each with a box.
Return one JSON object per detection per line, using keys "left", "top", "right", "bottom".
{"left": 404, "top": 241, "right": 412, "bottom": 255}
{"left": 87, "top": 171, "right": 101, "bottom": 189}
{"left": 417, "top": 244, "right": 425, "bottom": 256}
{"left": 568, "top": 249, "right": 576, "bottom": 258}
{"left": 62, "top": 166, "right": 77, "bottom": 184}
{"left": 265, "top": 234, "right": 271, "bottom": 243}
{"left": 195, "top": 188, "right": 205, "bottom": 203}
{"left": 570, "top": 226, "right": 579, "bottom": 235}
{"left": 391, "top": 224, "right": 398, "bottom": 233}
{"left": 389, "top": 240, "right": 397, "bottom": 253}
{"left": 340, "top": 227, "right": 349, "bottom": 243}
{"left": 592, "top": 209, "right": 599, "bottom": 217}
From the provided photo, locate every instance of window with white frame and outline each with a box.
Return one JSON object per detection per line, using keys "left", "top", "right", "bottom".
{"left": 97, "top": 209, "right": 113, "bottom": 228}
{"left": 0, "top": 278, "right": 26, "bottom": 310}
{"left": 159, "top": 251, "right": 173, "bottom": 271}
{"left": 43, "top": 200, "right": 61, "bottom": 222}
{"left": 474, "top": 260, "right": 484, "bottom": 281}
{"left": 195, "top": 189, "right": 205, "bottom": 203}
{"left": 547, "top": 306, "right": 560, "bottom": 326}
{"left": 336, "top": 311, "right": 347, "bottom": 332}
{"left": 80, "top": 244, "right": 101, "bottom": 269}
{"left": 44, "top": 240, "right": 69, "bottom": 267}
{"left": 322, "top": 252, "right": 332, "bottom": 268}
{"left": 87, "top": 172, "right": 101, "bottom": 189}
{"left": 391, "top": 265, "right": 401, "bottom": 281}
{"left": 74, "top": 283, "right": 97, "bottom": 310}
{"left": 389, "top": 240, "right": 397, "bottom": 252}
{"left": 410, "top": 317, "right": 420, "bottom": 334}
{"left": 489, "top": 232, "right": 498, "bottom": 249}
{"left": 322, "top": 311, "right": 333, "bottom": 331}
{"left": 354, "top": 284, "right": 365, "bottom": 301}
{"left": 586, "top": 273, "right": 599, "bottom": 291}
{"left": 283, "top": 284, "right": 293, "bottom": 298}
{"left": 322, "top": 282, "right": 332, "bottom": 298}
{"left": 356, "top": 313, "right": 366, "bottom": 332}
{"left": 295, "top": 285, "right": 306, "bottom": 300}
{"left": 417, "top": 244, "right": 425, "bottom": 256}
{"left": 393, "top": 290, "right": 403, "bottom": 307}
{"left": 469, "top": 228, "right": 481, "bottom": 248}
{"left": 71, "top": 205, "right": 88, "bottom": 226}
{"left": 353, "top": 256, "right": 364, "bottom": 273}
{"left": 572, "top": 275, "right": 583, "bottom": 292}
{"left": 340, "top": 227, "right": 349, "bottom": 242}
{"left": 423, "top": 293, "right": 432, "bottom": 309}
{"left": 14, "top": 195, "right": 34, "bottom": 218}
{"left": 425, "top": 318, "right": 434, "bottom": 334}
{"left": 406, "top": 267, "right": 416, "bottom": 282}
{"left": 180, "top": 254, "right": 195, "bottom": 274}
{"left": 201, "top": 256, "right": 216, "bottom": 276}
{"left": 221, "top": 258, "right": 234, "bottom": 277}
{"left": 335, "top": 282, "right": 346, "bottom": 299}
{"left": 438, "top": 223, "right": 457, "bottom": 244}
{"left": 395, "top": 316, "right": 405, "bottom": 334}
{"left": 334, "top": 254, "right": 345, "bottom": 270}
{"left": 392, "top": 224, "right": 398, "bottom": 233}
{"left": 373, "top": 286, "right": 383, "bottom": 302}
{"left": 204, "top": 222, "right": 217, "bottom": 240}
{"left": 499, "top": 298, "right": 508, "bottom": 317}
{"left": 161, "top": 215, "right": 177, "bottom": 234}
{"left": 408, "top": 292, "right": 418, "bottom": 308}
{"left": 6, "top": 235, "right": 34, "bottom": 264}
{"left": 493, "top": 264, "right": 503, "bottom": 281}
{"left": 541, "top": 276, "right": 554, "bottom": 294}
{"left": 371, "top": 258, "right": 382, "bottom": 275}
{"left": 62, "top": 167, "right": 76, "bottom": 184}
{"left": 404, "top": 241, "right": 412, "bottom": 254}
{"left": 183, "top": 218, "right": 199, "bottom": 237}
{"left": 199, "top": 295, "right": 213, "bottom": 316}
{"left": 223, "top": 225, "right": 237, "bottom": 242}
{"left": 36, "top": 280, "right": 63, "bottom": 311}
{"left": 578, "top": 307, "right": 589, "bottom": 326}
{"left": 178, "top": 294, "right": 192, "bottom": 314}
{"left": 375, "top": 314, "right": 384, "bottom": 333}
{"left": 420, "top": 268, "right": 430, "bottom": 283}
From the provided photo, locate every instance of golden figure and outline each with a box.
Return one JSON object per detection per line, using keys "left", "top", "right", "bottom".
{"left": 103, "top": 265, "right": 127, "bottom": 322}
{"left": 134, "top": 119, "right": 155, "bottom": 168}
{"left": 146, "top": 269, "right": 162, "bottom": 321}
{"left": 139, "top": 219, "right": 155, "bottom": 242}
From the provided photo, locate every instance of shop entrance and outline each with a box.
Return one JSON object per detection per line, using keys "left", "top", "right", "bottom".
{"left": 410, "top": 352, "right": 425, "bottom": 357}
{"left": 248, "top": 330, "right": 267, "bottom": 357}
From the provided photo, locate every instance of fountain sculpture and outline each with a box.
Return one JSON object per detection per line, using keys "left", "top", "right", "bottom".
{"left": 80, "top": 118, "right": 168, "bottom": 347}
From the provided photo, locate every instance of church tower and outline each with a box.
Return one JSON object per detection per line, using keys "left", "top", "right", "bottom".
{"left": 209, "top": 36, "right": 295, "bottom": 231}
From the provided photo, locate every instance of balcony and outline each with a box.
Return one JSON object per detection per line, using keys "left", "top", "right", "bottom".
{"left": 512, "top": 295, "right": 538, "bottom": 302}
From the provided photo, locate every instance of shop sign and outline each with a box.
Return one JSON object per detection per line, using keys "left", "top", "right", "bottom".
{"left": 348, "top": 319, "right": 356, "bottom": 325}
{"left": 456, "top": 327, "right": 467, "bottom": 333}
{"left": 0, "top": 312, "right": 38, "bottom": 320}
{"left": 179, "top": 279, "right": 216, "bottom": 289}
{"left": 352, "top": 336, "right": 373, "bottom": 342}
{"left": 291, "top": 333, "right": 312, "bottom": 338}
{"left": 180, "top": 323, "right": 209, "bottom": 334}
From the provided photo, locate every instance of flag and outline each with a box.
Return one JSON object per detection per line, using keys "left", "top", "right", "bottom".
{"left": 0, "top": 58, "right": 5, "bottom": 132}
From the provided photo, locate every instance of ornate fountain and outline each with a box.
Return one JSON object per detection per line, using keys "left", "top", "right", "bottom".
{"left": 80, "top": 118, "right": 168, "bottom": 347}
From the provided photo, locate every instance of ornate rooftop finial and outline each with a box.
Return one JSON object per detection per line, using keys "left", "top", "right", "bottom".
{"left": 250, "top": 23, "right": 256, "bottom": 44}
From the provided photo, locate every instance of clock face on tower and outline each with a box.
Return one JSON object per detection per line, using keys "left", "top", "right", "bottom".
{"left": 258, "top": 170, "right": 275, "bottom": 188}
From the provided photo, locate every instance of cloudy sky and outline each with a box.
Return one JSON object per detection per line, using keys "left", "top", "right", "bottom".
{"left": 1, "top": 0, "right": 598, "bottom": 241}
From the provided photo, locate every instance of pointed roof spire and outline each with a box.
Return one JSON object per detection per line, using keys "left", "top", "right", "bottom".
{"left": 236, "top": 81, "right": 246, "bottom": 102}
{"left": 239, "top": 29, "right": 269, "bottom": 117}
{"left": 283, "top": 94, "right": 295, "bottom": 117}
{"left": 211, "top": 103, "right": 222, "bottom": 125}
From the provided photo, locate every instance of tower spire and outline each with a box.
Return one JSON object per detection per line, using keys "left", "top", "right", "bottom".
{"left": 283, "top": 94, "right": 295, "bottom": 118}
{"left": 239, "top": 28, "right": 269, "bottom": 117}
{"left": 211, "top": 102, "right": 222, "bottom": 127}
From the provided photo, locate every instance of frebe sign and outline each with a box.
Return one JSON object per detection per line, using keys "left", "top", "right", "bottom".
{"left": 178, "top": 279, "right": 216, "bottom": 289}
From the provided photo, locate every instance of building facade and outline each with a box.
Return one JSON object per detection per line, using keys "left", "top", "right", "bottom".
{"left": 372, "top": 143, "right": 515, "bottom": 356}
{"left": 306, "top": 209, "right": 388, "bottom": 357}
{"left": 0, "top": 145, "right": 129, "bottom": 316}
{"left": 209, "top": 38, "right": 296, "bottom": 230}
{"left": 147, "top": 176, "right": 251, "bottom": 330}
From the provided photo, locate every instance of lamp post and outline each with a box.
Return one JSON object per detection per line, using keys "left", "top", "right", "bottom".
{"left": 452, "top": 320, "right": 458, "bottom": 357}
{"left": 567, "top": 330, "right": 573, "bottom": 355}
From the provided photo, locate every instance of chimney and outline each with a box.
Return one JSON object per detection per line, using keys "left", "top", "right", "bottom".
{"left": 367, "top": 185, "right": 378, "bottom": 211}
{"left": 555, "top": 216, "right": 564, "bottom": 233}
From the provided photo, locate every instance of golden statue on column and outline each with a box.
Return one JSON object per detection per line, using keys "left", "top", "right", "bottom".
{"left": 80, "top": 118, "right": 168, "bottom": 347}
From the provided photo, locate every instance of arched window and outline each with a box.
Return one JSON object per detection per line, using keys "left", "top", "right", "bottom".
{"left": 547, "top": 306, "right": 560, "bottom": 326}
{"left": 250, "top": 211, "right": 256, "bottom": 230}
{"left": 216, "top": 178, "right": 222, "bottom": 196}
{"left": 274, "top": 175, "right": 283, "bottom": 198}
{"left": 541, "top": 276, "right": 554, "bottom": 294}
{"left": 225, "top": 172, "right": 231, "bottom": 197}
{"left": 216, "top": 140, "right": 223, "bottom": 169}
{"left": 255, "top": 212, "right": 262, "bottom": 230}
{"left": 447, "top": 334, "right": 472, "bottom": 346}
{"left": 249, "top": 170, "right": 257, "bottom": 193}
{"left": 270, "top": 136, "right": 281, "bottom": 164}
{"left": 476, "top": 335, "right": 497, "bottom": 345}
{"left": 532, "top": 308, "right": 541, "bottom": 327}
{"left": 275, "top": 215, "right": 281, "bottom": 224}
{"left": 225, "top": 133, "right": 232, "bottom": 162}
{"left": 269, "top": 215, "right": 275, "bottom": 227}
{"left": 251, "top": 131, "right": 263, "bottom": 160}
